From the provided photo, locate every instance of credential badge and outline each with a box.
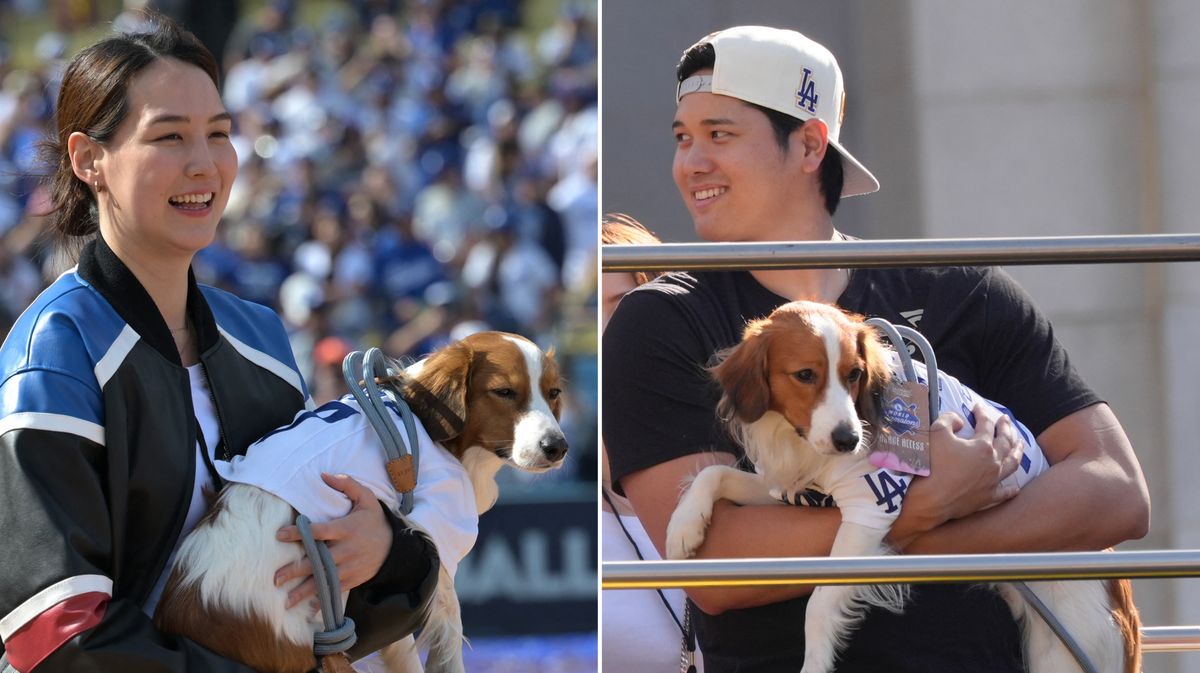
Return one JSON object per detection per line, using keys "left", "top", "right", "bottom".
{"left": 882, "top": 397, "right": 921, "bottom": 436}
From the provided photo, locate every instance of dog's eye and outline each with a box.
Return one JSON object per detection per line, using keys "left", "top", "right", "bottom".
{"left": 491, "top": 388, "right": 516, "bottom": 399}
{"left": 793, "top": 369, "right": 815, "bottom": 383}
{"left": 847, "top": 368, "right": 863, "bottom": 384}
{"left": 547, "top": 388, "right": 561, "bottom": 400}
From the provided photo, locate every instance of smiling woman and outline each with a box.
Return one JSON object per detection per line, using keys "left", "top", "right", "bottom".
{"left": 0, "top": 14, "right": 439, "bottom": 673}
{"left": 66, "top": 57, "right": 239, "bottom": 362}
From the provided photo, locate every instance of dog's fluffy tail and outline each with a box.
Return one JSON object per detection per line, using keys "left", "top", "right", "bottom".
{"left": 1109, "top": 578, "right": 1141, "bottom": 673}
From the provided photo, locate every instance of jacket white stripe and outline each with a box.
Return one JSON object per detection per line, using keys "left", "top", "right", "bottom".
{"left": 0, "top": 575, "right": 113, "bottom": 640}
{"left": 0, "top": 413, "right": 105, "bottom": 445}
{"left": 218, "top": 327, "right": 306, "bottom": 401}
{"left": 93, "top": 325, "right": 140, "bottom": 389}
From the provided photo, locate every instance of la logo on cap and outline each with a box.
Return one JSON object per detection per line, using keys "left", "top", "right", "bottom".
{"left": 796, "top": 67, "right": 819, "bottom": 115}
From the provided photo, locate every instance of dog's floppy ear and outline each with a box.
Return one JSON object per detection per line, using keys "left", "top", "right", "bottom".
{"left": 710, "top": 319, "right": 772, "bottom": 423}
{"left": 397, "top": 341, "right": 472, "bottom": 442}
{"left": 855, "top": 321, "right": 893, "bottom": 428}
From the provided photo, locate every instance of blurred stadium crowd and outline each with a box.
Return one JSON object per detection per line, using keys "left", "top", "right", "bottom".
{"left": 0, "top": 0, "right": 599, "bottom": 487}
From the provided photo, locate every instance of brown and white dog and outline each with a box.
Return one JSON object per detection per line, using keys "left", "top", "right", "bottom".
{"left": 154, "top": 331, "right": 568, "bottom": 673}
{"left": 664, "top": 300, "right": 1139, "bottom": 673}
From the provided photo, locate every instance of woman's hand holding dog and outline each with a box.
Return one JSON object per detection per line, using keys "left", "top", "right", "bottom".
{"left": 273, "top": 472, "right": 394, "bottom": 608}
{"left": 887, "top": 403, "right": 1023, "bottom": 551}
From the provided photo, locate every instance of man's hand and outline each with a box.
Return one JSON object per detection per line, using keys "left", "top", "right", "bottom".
{"left": 888, "top": 403, "right": 1023, "bottom": 550}
{"left": 273, "top": 473, "right": 393, "bottom": 608}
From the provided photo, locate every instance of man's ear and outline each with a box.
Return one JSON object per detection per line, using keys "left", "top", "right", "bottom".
{"left": 795, "top": 118, "right": 829, "bottom": 172}
{"left": 67, "top": 131, "right": 103, "bottom": 191}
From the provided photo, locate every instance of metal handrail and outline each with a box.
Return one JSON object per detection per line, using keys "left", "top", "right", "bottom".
{"left": 1141, "top": 626, "right": 1200, "bottom": 652}
{"left": 602, "top": 550, "right": 1200, "bottom": 590}
{"left": 603, "top": 553, "right": 1200, "bottom": 652}
{"left": 601, "top": 234, "right": 1200, "bottom": 272}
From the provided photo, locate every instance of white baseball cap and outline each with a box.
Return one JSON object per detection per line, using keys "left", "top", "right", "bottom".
{"left": 676, "top": 26, "right": 880, "bottom": 198}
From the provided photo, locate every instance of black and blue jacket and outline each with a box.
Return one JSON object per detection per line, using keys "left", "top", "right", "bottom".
{"left": 0, "top": 236, "right": 438, "bottom": 672}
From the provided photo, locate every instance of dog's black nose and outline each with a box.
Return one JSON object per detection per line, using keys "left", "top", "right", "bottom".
{"left": 541, "top": 434, "right": 568, "bottom": 462}
{"left": 832, "top": 423, "right": 860, "bottom": 453}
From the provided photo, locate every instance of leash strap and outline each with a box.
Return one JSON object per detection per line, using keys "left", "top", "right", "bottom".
{"left": 342, "top": 349, "right": 421, "bottom": 515}
{"left": 868, "top": 317, "right": 1096, "bottom": 673}
{"left": 296, "top": 514, "right": 357, "bottom": 656}
{"left": 1013, "top": 582, "right": 1100, "bottom": 673}
{"left": 601, "top": 487, "right": 693, "bottom": 662}
{"left": 680, "top": 600, "right": 697, "bottom": 673}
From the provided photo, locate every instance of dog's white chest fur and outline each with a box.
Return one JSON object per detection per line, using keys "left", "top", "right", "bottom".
{"left": 743, "top": 410, "right": 911, "bottom": 531}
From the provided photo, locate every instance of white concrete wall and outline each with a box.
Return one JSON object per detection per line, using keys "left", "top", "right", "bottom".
{"left": 906, "top": 2, "right": 1193, "bottom": 670}
{"left": 1153, "top": 2, "right": 1200, "bottom": 672}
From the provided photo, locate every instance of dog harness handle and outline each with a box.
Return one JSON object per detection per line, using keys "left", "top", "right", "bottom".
{"left": 296, "top": 514, "right": 357, "bottom": 656}
{"left": 864, "top": 318, "right": 940, "bottom": 415}
{"left": 341, "top": 349, "right": 421, "bottom": 515}
{"left": 867, "top": 317, "right": 1098, "bottom": 673}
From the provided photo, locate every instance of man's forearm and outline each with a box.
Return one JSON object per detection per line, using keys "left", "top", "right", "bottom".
{"left": 656, "top": 500, "right": 843, "bottom": 614}
{"left": 903, "top": 451, "right": 1147, "bottom": 555}
{"left": 895, "top": 403, "right": 1149, "bottom": 555}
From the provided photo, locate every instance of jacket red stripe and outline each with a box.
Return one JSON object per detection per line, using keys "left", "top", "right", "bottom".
{"left": 4, "top": 592, "right": 108, "bottom": 672}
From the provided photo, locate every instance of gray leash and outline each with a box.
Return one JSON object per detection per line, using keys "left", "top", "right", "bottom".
{"left": 1013, "top": 581, "right": 1100, "bottom": 673}
{"left": 342, "top": 348, "right": 421, "bottom": 515}
{"left": 296, "top": 514, "right": 356, "bottom": 656}
{"left": 867, "top": 317, "right": 1098, "bottom": 673}
{"left": 288, "top": 348, "right": 422, "bottom": 664}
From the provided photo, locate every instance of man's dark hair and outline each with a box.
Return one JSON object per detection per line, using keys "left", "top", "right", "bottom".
{"left": 677, "top": 40, "right": 844, "bottom": 215}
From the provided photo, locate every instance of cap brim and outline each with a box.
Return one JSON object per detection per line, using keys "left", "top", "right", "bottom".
{"left": 829, "top": 139, "right": 879, "bottom": 198}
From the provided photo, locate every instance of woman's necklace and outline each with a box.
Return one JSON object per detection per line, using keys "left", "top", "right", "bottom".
{"left": 172, "top": 319, "right": 196, "bottom": 364}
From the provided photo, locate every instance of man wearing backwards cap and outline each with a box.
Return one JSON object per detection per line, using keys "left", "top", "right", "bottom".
{"left": 603, "top": 25, "right": 1148, "bottom": 672}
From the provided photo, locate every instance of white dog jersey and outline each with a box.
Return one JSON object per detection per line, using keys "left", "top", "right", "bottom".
{"left": 215, "top": 393, "right": 479, "bottom": 578}
{"left": 772, "top": 356, "right": 1050, "bottom": 530}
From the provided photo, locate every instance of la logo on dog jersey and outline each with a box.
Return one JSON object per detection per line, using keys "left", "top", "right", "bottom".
{"left": 796, "top": 67, "right": 819, "bottom": 114}
{"left": 863, "top": 470, "right": 910, "bottom": 514}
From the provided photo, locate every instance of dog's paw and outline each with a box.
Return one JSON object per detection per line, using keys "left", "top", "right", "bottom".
{"left": 665, "top": 506, "right": 711, "bottom": 560}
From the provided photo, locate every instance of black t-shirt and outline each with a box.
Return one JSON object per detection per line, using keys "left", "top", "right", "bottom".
{"left": 602, "top": 266, "right": 1101, "bottom": 673}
